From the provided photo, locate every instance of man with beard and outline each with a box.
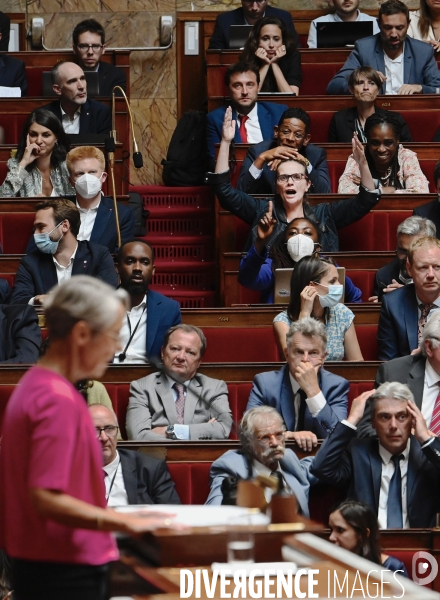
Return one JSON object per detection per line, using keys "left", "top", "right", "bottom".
{"left": 370, "top": 216, "right": 436, "bottom": 302}
{"left": 205, "top": 406, "right": 315, "bottom": 512}
{"left": 327, "top": 0, "right": 440, "bottom": 95}
{"left": 114, "top": 239, "right": 181, "bottom": 365}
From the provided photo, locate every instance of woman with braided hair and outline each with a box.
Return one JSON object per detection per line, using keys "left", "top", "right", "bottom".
{"left": 338, "top": 111, "right": 429, "bottom": 194}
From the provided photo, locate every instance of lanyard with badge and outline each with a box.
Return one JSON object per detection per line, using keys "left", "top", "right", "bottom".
{"left": 118, "top": 306, "right": 146, "bottom": 362}
{"left": 105, "top": 458, "right": 121, "bottom": 504}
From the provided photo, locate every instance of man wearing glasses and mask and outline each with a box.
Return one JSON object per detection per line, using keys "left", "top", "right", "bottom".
{"left": 89, "top": 404, "right": 180, "bottom": 506}
{"left": 237, "top": 107, "right": 331, "bottom": 195}
{"left": 72, "top": 19, "right": 126, "bottom": 97}
{"left": 208, "top": 0, "right": 299, "bottom": 50}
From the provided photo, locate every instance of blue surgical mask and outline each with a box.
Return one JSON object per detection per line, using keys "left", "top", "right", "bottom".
{"left": 316, "top": 283, "right": 343, "bottom": 308}
{"left": 34, "top": 222, "right": 64, "bottom": 254}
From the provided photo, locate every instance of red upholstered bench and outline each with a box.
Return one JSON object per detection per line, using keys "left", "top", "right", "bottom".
{"left": 0, "top": 113, "right": 27, "bottom": 145}
{"left": 301, "top": 63, "right": 344, "bottom": 95}
{"left": 0, "top": 213, "right": 35, "bottom": 254}
{"left": 346, "top": 269, "right": 377, "bottom": 301}
{"left": 203, "top": 327, "right": 280, "bottom": 362}
{"left": 167, "top": 462, "right": 212, "bottom": 504}
{"left": 338, "top": 211, "right": 412, "bottom": 251}
{"left": 354, "top": 324, "right": 379, "bottom": 362}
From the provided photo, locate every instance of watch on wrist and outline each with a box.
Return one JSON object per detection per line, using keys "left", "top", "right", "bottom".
{"left": 166, "top": 425, "right": 177, "bottom": 440}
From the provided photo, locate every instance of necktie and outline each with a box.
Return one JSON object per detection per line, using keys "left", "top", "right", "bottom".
{"left": 238, "top": 115, "right": 249, "bottom": 143}
{"left": 387, "top": 454, "right": 404, "bottom": 528}
{"left": 296, "top": 389, "right": 307, "bottom": 431}
{"left": 418, "top": 303, "right": 435, "bottom": 342}
{"left": 430, "top": 383, "right": 440, "bottom": 436}
{"left": 173, "top": 382, "right": 186, "bottom": 424}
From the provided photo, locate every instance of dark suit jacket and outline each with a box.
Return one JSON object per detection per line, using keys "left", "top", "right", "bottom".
{"left": 208, "top": 6, "right": 298, "bottom": 49}
{"left": 327, "top": 34, "right": 440, "bottom": 95}
{"left": 414, "top": 199, "right": 440, "bottom": 238}
{"left": 236, "top": 138, "right": 331, "bottom": 194}
{"left": 0, "top": 55, "right": 27, "bottom": 96}
{"left": 377, "top": 283, "right": 420, "bottom": 361}
{"left": 372, "top": 256, "right": 402, "bottom": 300}
{"left": 118, "top": 448, "right": 180, "bottom": 504}
{"left": 42, "top": 98, "right": 111, "bottom": 135}
{"left": 10, "top": 240, "right": 118, "bottom": 304}
{"left": 247, "top": 364, "right": 349, "bottom": 439}
{"left": 0, "top": 278, "right": 10, "bottom": 303}
{"left": 0, "top": 304, "right": 41, "bottom": 364}
{"left": 97, "top": 61, "right": 126, "bottom": 97}
{"left": 206, "top": 102, "right": 287, "bottom": 165}
{"left": 328, "top": 106, "right": 412, "bottom": 143}
{"left": 311, "top": 422, "right": 440, "bottom": 527}
{"left": 26, "top": 196, "right": 134, "bottom": 255}
{"left": 357, "top": 352, "right": 426, "bottom": 438}
{"left": 145, "top": 289, "right": 181, "bottom": 363}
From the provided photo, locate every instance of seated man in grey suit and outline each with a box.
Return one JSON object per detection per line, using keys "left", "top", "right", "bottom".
{"left": 312, "top": 382, "right": 440, "bottom": 528}
{"left": 327, "top": 0, "right": 440, "bottom": 95}
{"left": 206, "top": 406, "right": 315, "bottom": 515}
{"left": 126, "top": 324, "right": 233, "bottom": 441}
{"left": 89, "top": 404, "right": 180, "bottom": 506}
{"left": 358, "top": 311, "right": 440, "bottom": 438}
{"left": 247, "top": 318, "right": 348, "bottom": 451}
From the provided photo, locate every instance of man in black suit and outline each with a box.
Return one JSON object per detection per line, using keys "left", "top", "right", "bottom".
{"left": 0, "top": 12, "right": 27, "bottom": 96}
{"left": 236, "top": 107, "right": 331, "bottom": 194}
{"left": 66, "top": 145, "right": 134, "bottom": 252}
{"left": 312, "top": 382, "right": 440, "bottom": 528}
{"left": 359, "top": 311, "right": 440, "bottom": 438}
{"left": 414, "top": 160, "right": 440, "bottom": 237}
{"left": 42, "top": 61, "right": 111, "bottom": 135}
{"left": 72, "top": 19, "right": 126, "bottom": 97}
{"left": 208, "top": 0, "right": 298, "bottom": 49}
{"left": 11, "top": 198, "right": 118, "bottom": 305}
{"left": 370, "top": 215, "right": 436, "bottom": 301}
{"left": 89, "top": 404, "right": 180, "bottom": 506}
{"left": 0, "top": 304, "right": 41, "bottom": 364}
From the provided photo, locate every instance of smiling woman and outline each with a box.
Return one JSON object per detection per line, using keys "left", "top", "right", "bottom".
{"left": 0, "top": 109, "right": 74, "bottom": 198}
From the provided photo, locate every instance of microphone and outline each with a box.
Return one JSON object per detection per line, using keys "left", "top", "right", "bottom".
{"left": 111, "top": 85, "right": 144, "bottom": 169}
{"left": 105, "top": 134, "right": 121, "bottom": 250}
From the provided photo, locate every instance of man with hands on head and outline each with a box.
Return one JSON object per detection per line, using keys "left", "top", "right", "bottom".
{"left": 237, "top": 107, "right": 331, "bottom": 195}
{"left": 326, "top": 0, "right": 440, "bottom": 96}
{"left": 312, "top": 382, "right": 440, "bottom": 528}
{"left": 247, "top": 318, "right": 349, "bottom": 451}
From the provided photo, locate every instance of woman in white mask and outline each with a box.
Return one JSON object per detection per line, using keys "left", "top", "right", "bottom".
{"left": 238, "top": 210, "right": 362, "bottom": 303}
{"left": 273, "top": 255, "right": 363, "bottom": 361}
{"left": 0, "top": 109, "right": 75, "bottom": 197}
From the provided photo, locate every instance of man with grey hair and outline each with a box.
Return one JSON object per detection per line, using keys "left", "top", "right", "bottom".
{"left": 359, "top": 310, "right": 440, "bottom": 438}
{"left": 126, "top": 324, "right": 233, "bottom": 441}
{"left": 312, "top": 383, "right": 440, "bottom": 528}
{"left": 370, "top": 215, "right": 436, "bottom": 302}
{"left": 247, "top": 317, "right": 349, "bottom": 451}
{"left": 206, "top": 406, "right": 315, "bottom": 512}
{"left": 42, "top": 61, "right": 111, "bottom": 135}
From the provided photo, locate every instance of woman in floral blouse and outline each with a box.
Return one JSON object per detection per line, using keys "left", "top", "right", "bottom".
{"left": 338, "top": 111, "right": 429, "bottom": 195}
{"left": 0, "top": 108, "right": 75, "bottom": 197}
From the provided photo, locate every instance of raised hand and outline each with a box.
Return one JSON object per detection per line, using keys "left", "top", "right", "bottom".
{"left": 299, "top": 285, "right": 318, "bottom": 318}
{"left": 221, "top": 105, "right": 236, "bottom": 143}
{"left": 352, "top": 132, "right": 367, "bottom": 168}
{"left": 347, "top": 389, "right": 375, "bottom": 426}
{"left": 19, "top": 134, "right": 40, "bottom": 168}
{"left": 256, "top": 200, "right": 277, "bottom": 242}
{"left": 407, "top": 400, "right": 431, "bottom": 444}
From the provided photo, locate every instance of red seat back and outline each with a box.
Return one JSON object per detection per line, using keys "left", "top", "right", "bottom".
{"left": 346, "top": 269, "right": 377, "bottom": 301}
{"left": 203, "top": 327, "right": 280, "bottom": 362}
{"left": 338, "top": 211, "right": 412, "bottom": 251}
{"left": 0, "top": 213, "right": 35, "bottom": 253}
{"left": 354, "top": 324, "right": 379, "bottom": 361}
{"left": 167, "top": 462, "right": 212, "bottom": 504}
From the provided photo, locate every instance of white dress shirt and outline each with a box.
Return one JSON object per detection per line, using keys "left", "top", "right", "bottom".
{"left": 113, "top": 295, "right": 147, "bottom": 364}
{"left": 253, "top": 459, "right": 283, "bottom": 502}
{"left": 103, "top": 451, "right": 129, "bottom": 507}
{"left": 422, "top": 359, "right": 440, "bottom": 427}
{"left": 288, "top": 371, "right": 326, "bottom": 430}
{"left": 384, "top": 50, "right": 404, "bottom": 95}
{"left": 61, "top": 104, "right": 81, "bottom": 134}
{"left": 238, "top": 104, "right": 263, "bottom": 145}
{"left": 76, "top": 198, "right": 101, "bottom": 241}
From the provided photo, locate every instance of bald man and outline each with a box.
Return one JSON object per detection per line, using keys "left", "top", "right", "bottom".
{"left": 89, "top": 404, "right": 180, "bottom": 506}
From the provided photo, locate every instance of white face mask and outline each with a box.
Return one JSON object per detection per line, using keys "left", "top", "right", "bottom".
{"left": 74, "top": 173, "right": 103, "bottom": 199}
{"left": 286, "top": 234, "right": 315, "bottom": 263}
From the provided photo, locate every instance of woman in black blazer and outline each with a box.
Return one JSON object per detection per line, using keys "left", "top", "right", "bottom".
{"left": 328, "top": 66, "right": 412, "bottom": 143}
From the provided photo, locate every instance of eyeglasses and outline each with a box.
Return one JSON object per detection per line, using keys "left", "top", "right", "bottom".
{"left": 396, "top": 248, "right": 409, "bottom": 260}
{"left": 277, "top": 173, "right": 308, "bottom": 183}
{"left": 279, "top": 130, "right": 305, "bottom": 140}
{"left": 76, "top": 44, "right": 103, "bottom": 53}
{"left": 95, "top": 425, "right": 119, "bottom": 438}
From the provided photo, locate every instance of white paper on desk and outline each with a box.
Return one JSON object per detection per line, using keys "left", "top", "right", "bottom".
{"left": 115, "top": 504, "right": 269, "bottom": 527}
{"left": 0, "top": 87, "right": 21, "bottom": 97}
{"left": 211, "top": 562, "right": 298, "bottom": 577}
